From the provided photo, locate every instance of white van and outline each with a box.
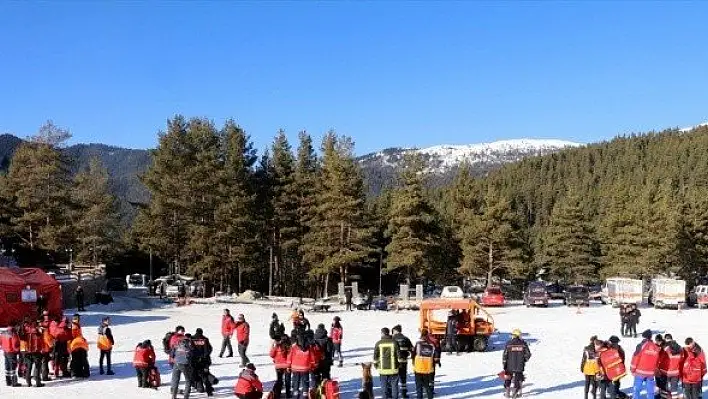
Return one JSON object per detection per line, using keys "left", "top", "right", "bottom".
{"left": 440, "top": 286, "right": 465, "bottom": 299}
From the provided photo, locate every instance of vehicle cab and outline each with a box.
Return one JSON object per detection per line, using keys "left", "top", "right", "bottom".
{"left": 481, "top": 286, "right": 505, "bottom": 307}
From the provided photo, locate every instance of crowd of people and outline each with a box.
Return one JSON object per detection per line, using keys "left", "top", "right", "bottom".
{"left": 580, "top": 330, "right": 707, "bottom": 399}
{"left": 619, "top": 304, "right": 642, "bottom": 338}
{"left": 1, "top": 312, "right": 94, "bottom": 387}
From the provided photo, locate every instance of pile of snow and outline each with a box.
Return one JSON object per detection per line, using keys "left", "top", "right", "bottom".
{"left": 4, "top": 293, "right": 708, "bottom": 399}
{"left": 237, "top": 290, "right": 262, "bottom": 301}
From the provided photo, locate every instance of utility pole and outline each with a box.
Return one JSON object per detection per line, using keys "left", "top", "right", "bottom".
{"left": 379, "top": 249, "right": 383, "bottom": 296}
{"left": 149, "top": 247, "right": 153, "bottom": 282}
{"left": 269, "top": 245, "right": 273, "bottom": 297}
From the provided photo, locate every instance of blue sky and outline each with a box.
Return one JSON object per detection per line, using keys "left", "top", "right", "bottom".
{"left": 1, "top": 2, "right": 707, "bottom": 155}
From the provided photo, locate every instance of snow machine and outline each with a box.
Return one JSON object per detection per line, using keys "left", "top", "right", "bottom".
{"left": 419, "top": 298, "right": 495, "bottom": 352}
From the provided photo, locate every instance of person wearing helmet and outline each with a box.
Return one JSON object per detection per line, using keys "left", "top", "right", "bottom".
{"left": 502, "top": 329, "right": 531, "bottom": 398}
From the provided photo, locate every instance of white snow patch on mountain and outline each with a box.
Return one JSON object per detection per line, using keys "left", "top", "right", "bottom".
{"left": 680, "top": 122, "right": 708, "bottom": 133}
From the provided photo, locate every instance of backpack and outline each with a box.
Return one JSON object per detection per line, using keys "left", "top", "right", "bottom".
{"left": 318, "top": 379, "right": 340, "bottom": 399}
{"left": 147, "top": 366, "right": 161, "bottom": 388}
{"left": 173, "top": 338, "right": 192, "bottom": 365}
{"left": 162, "top": 332, "right": 175, "bottom": 354}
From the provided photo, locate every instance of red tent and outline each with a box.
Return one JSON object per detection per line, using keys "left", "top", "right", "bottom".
{"left": 0, "top": 267, "right": 63, "bottom": 327}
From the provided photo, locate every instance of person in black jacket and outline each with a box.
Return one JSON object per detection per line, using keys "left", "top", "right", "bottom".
{"left": 392, "top": 325, "right": 413, "bottom": 398}
{"left": 345, "top": 289, "right": 353, "bottom": 311}
{"left": 580, "top": 336, "right": 599, "bottom": 399}
{"left": 75, "top": 285, "right": 85, "bottom": 311}
{"left": 269, "top": 313, "right": 283, "bottom": 342}
{"left": 502, "top": 329, "right": 531, "bottom": 398}
{"left": 608, "top": 335, "right": 625, "bottom": 393}
{"left": 445, "top": 311, "right": 459, "bottom": 355}
{"left": 313, "top": 324, "right": 334, "bottom": 382}
{"left": 662, "top": 333, "right": 682, "bottom": 399}
{"left": 98, "top": 317, "right": 114, "bottom": 375}
{"left": 191, "top": 328, "right": 214, "bottom": 396}
{"left": 627, "top": 304, "right": 641, "bottom": 338}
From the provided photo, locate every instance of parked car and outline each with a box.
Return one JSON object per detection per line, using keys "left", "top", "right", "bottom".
{"left": 546, "top": 282, "right": 566, "bottom": 300}
{"left": 480, "top": 286, "right": 505, "bottom": 307}
{"left": 564, "top": 285, "right": 590, "bottom": 307}
{"left": 688, "top": 285, "right": 708, "bottom": 309}
{"left": 523, "top": 281, "right": 549, "bottom": 307}
{"left": 440, "top": 286, "right": 465, "bottom": 299}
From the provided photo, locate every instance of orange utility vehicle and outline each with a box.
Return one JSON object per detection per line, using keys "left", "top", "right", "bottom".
{"left": 419, "top": 298, "right": 495, "bottom": 352}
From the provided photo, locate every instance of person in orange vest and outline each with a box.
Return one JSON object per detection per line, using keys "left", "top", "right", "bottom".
{"left": 71, "top": 314, "right": 83, "bottom": 339}
{"left": 235, "top": 314, "right": 251, "bottom": 368}
{"left": 411, "top": 328, "right": 439, "bottom": 399}
{"left": 580, "top": 336, "right": 599, "bottom": 399}
{"left": 69, "top": 334, "right": 90, "bottom": 378}
{"left": 270, "top": 334, "right": 292, "bottom": 399}
{"left": 682, "top": 337, "right": 707, "bottom": 399}
{"left": 20, "top": 318, "right": 44, "bottom": 387}
{"left": 97, "top": 316, "right": 115, "bottom": 375}
{"left": 50, "top": 316, "right": 72, "bottom": 378}
{"left": 234, "top": 363, "right": 264, "bottom": 399}
{"left": 38, "top": 311, "right": 54, "bottom": 382}
{"left": 1, "top": 323, "right": 22, "bottom": 387}
{"left": 596, "top": 339, "right": 626, "bottom": 399}
{"left": 630, "top": 329, "right": 660, "bottom": 399}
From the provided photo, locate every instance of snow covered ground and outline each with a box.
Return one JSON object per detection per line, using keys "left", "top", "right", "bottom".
{"left": 3, "top": 295, "right": 708, "bottom": 399}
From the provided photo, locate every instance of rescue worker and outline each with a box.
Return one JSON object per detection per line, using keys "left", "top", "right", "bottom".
{"left": 374, "top": 327, "right": 401, "bottom": 399}
{"left": 75, "top": 285, "right": 85, "bottom": 311}
{"left": 657, "top": 333, "right": 682, "bottom": 399}
{"left": 21, "top": 318, "right": 44, "bottom": 387}
{"left": 270, "top": 333, "right": 292, "bottom": 399}
{"left": 314, "top": 323, "right": 334, "bottom": 382}
{"left": 1, "top": 324, "right": 22, "bottom": 387}
{"left": 681, "top": 338, "right": 707, "bottom": 399}
{"left": 98, "top": 316, "right": 115, "bottom": 375}
{"left": 424, "top": 331, "right": 441, "bottom": 394}
{"left": 330, "top": 316, "right": 344, "bottom": 367}
{"left": 580, "top": 336, "right": 599, "bottom": 399}
{"left": 596, "top": 339, "right": 624, "bottom": 399}
{"left": 295, "top": 310, "right": 311, "bottom": 333}
{"left": 411, "top": 328, "right": 438, "bottom": 399}
{"left": 288, "top": 332, "right": 316, "bottom": 399}
{"left": 630, "top": 329, "right": 660, "bottom": 399}
{"left": 608, "top": 335, "right": 625, "bottom": 394}
{"left": 269, "top": 313, "right": 283, "bottom": 342}
{"left": 234, "top": 363, "right": 264, "bottom": 399}
{"left": 219, "top": 309, "right": 236, "bottom": 358}
{"left": 168, "top": 325, "right": 187, "bottom": 367}
{"left": 306, "top": 329, "right": 321, "bottom": 388}
{"left": 38, "top": 311, "right": 54, "bottom": 381}
{"left": 502, "top": 328, "right": 531, "bottom": 398}
{"left": 133, "top": 341, "right": 151, "bottom": 388}
{"left": 445, "top": 311, "right": 458, "bottom": 355}
{"left": 654, "top": 334, "right": 666, "bottom": 394}
{"left": 235, "top": 314, "right": 251, "bottom": 367}
{"left": 171, "top": 332, "right": 194, "bottom": 399}
{"left": 69, "top": 334, "right": 90, "bottom": 378}
{"left": 71, "top": 314, "right": 83, "bottom": 339}
{"left": 191, "top": 327, "right": 214, "bottom": 396}
{"left": 50, "top": 316, "right": 72, "bottom": 378}
{"left": 392, "top": 325, "right": 413, "bottom": 398}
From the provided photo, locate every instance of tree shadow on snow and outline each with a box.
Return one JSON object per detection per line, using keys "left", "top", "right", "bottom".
{"left": 487, "top": 332, "right": 537, "bottom": 352}
{"left": 71, "top": 313, "right": 170, "bottom": 328}
{"left": 524, "top": 379, "right": 585, "bottom": 396}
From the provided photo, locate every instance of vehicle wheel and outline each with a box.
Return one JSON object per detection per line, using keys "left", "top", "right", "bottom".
{"left": 473, "top": 336, "right": 488, "bottom": 352}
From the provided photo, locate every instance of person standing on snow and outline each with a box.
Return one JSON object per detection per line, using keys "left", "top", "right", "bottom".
{"left": 502, "top": 328, "right": 531, "bottom": 399}
{"left": 191, "top": 328, "right": 214, "bottom": 396}
{"left": 133, "top": 341, "right": 152, "bottom": 388}
{"left": 269, "top": 313, "right": 283, "bottom": 342}
{"left": 627, "top": 305, "right": 641, "bottom": 338}
{"left": 607, "top": 335, "right": 625, "bottom": 394}
{"left": 681, "top": 337, "right": 707, "bottom": 399}
{"left": 20, "top": 318, "right": 45, "bottom": 387}
{"left": 596, "top": 339, "right": 625, "bottom": 399}
{"left": 374, "top": 327, "right": 401, "bottom": 399}
{"left": 168, "top": 326, "right": 187, "bottom": 367}
{"left": 289, "top": 332, "right": 316, "bottom": 399}
{"left": 270, "top": 333, "right": 292, "bottom": 399}
{"left": 235, "top": 314, "right": 251, "bottom": 367}
{"left": 330, "top": 316, "right": 344, "bottom": 368}
{"left": 171, "top": 333, "right": 194, "bottom": 399}
{"left": 75, "top": 285, "right": 86, "bottom": 311}
{"left": 1, "top": 324, "right": 22, "bottom": 387}
{"left": 97, "top": 316, "right": 115, "bottom": 375}
{"left": 314, "top": 324, "right": 334, "bottom": 381}
{"left": 445, "top": 311, "right": 459, "bottom": 355}
{"left": 345, "top": 288, "right": 353, "bottom": 311}
{"left": 392, "top": 325, "right": 413, "bottom": 398}
{"left": 657, "top": 333, "right": 682, "bottom": 399}
{"left": 580, "top": 335, "right": 599, "bottom": 399}
{"left": 630, "top": 329, "right": 660, "bottom": 399}
{"left": 38, "top": 312, "right": 53, "bottom": 382}
{"left": 219, "top": 309, "right": 236, "bottom": 358}
{"left": 653, "top": 334, "right": 666, "bottom": 394}
{"left": 619, "top": 305, "right": 629, "bottom": 337}
{"left": 411, "top": 328, "right": 439, "bottom": 399}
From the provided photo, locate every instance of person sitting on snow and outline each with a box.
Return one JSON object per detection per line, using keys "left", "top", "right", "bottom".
{"left": 234, "top": 363, "right": 264, "bottom": 399}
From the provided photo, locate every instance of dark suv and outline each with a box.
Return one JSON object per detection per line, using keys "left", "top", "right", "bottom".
{"left": 523, "top": 281, "right": 549, "bottom": 307}
{"left": 564, "top": 285, "right": 590, "bottom": 307}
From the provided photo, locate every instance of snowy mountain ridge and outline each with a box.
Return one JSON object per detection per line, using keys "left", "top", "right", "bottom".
{"left": 360, "top": 138, "right": 583, "bottom": 173}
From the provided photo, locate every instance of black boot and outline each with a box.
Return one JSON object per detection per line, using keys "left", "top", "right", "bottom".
{"left": 11, "top": 375, "right": 21, "bottom": 387}
{"left": 5, "top": 376, "right": 11, "bottom": 386}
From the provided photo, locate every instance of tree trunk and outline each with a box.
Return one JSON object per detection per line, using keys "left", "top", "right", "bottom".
{"left": 237, "top": 262, "right": 243, "bottom": 294}
{"left": 323, "top": 272, "right": 329, "bottom": 298}
{"left": 487, "top": 242, "right": 494, "bottom": 287}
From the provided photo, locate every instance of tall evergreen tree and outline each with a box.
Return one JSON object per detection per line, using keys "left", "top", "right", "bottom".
{"left": 639, "top": 182, "right": 681, "bottom": 275}
{"left": 598, "top": 188, "right": 646, "bottom": 278}
{"left": 538, "top": 195, "right": 599, "bottom": 283}
{"left": 385, "top": 154, "right": 439, "bottom": 283}
{"left": 294, "top": 131, "right": 319, "bottom": 294}
{"left": 72, "top": 157, "right": 120, "bottom": 265}
{"left": 301, "top": 132, "right": 374, "bottom": 295}
{"left": 458, "top": 187, "right": 524, "bottom": 286}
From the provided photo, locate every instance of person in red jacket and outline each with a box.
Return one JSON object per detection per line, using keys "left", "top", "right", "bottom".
{"left": 330, "top": 316, "right": 344, "bottom": 368}
{"left": 631, "top": 329, "right": 660, "bottom": 399}
{"left": 168, "top": 326, "right": 186, "bottom": 367}
{"left": 133, "top": 340, "right": 156, "bottom": 388}
{"left": 20, "top": 319, "right": 45, "bottom": 387}
{"left": 234, "top": 363, "right": 263, "bottom": 399}
{"left": 270, "top": 335, "right": 292, "bottom": 399}
{"left": 219, "top": 309, "right": 236, "bottom": 358}
{"left": 50, "top": 316, "right": 72, "bottom": 378}
{"left": 682, "top": 338, "right": 706, "bottom": 399}
{"left": 288, "top": 335, "right": 316, "bottom": 399}
{"left": 235, "top": 314, "right": 250, "bottom": 367}
{"left": 1, "top": 324, "right": 22, "bottom": 387}
{"left": 657, "top": 333, "right": 682, "bottom": 399}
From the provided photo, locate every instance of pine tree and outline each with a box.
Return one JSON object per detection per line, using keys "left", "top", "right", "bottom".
{"left": 458, "top": 188, "right": 524, "bottom": 286}
{"left": 385, "top": 154, "right": 439, "bottom": 283}
{"left": 301, "top": 132, "right": 374, "bottom": 295}
{"left": 269, "top": 130, "right": 300, "bottom": 295}
{"left": 7, "top": 121, "right": 74, "bottom": 253}
{"left": 598, "top": 188, "right": 646, "bottom": 278}
{"left": 214, "top": 120, "right": 260, "bottom": 293}
{"left": 639, "top": 182, "right": 681, "bottom": 276}
{"left": 72, "top": 157, "right": 120, "bottom": 265}
{"left": 538, "top": 195, "right": 599, "bottom": 283}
